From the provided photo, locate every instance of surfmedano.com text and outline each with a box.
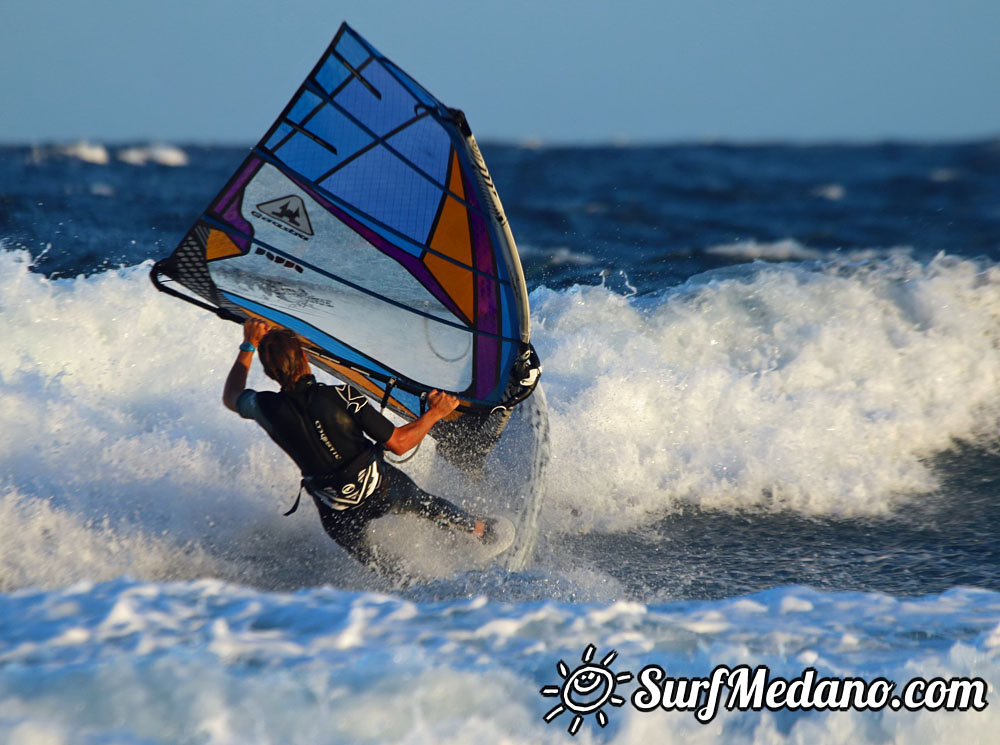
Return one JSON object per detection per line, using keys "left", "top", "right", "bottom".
{"left": 631, "top": 664, "right": 988, "bottom": 723}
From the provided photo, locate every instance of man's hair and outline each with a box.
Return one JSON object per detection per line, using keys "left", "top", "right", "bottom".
{"left": 258, "top": 328, "right": 308, "bottom": 388}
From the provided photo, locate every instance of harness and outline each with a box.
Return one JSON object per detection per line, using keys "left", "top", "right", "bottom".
{"left": 284, "top": 448, "right": 382, "bottom": 515}
{"left": 279, "top": 383, "right": 383, "bottom": 516}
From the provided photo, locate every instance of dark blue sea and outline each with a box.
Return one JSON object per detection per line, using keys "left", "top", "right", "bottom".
{"left": 1, "top": 140, "right": 999, "bottom": 743}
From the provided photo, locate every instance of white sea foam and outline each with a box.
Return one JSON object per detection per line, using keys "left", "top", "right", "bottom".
{"left": 930, "top": 168, "right": 961, "bottom": 183}
{"left": 28, "top": 141, "right": 188, "bottom": 168}
{"left": 518, "top": 242, "right": 597, "bottom": 266}
{"left": 0, "top": 250, "right": 370, "bottom": 592}
{"left": 0, "top": 488, "right": 219, "bottom": 592}
{"left": 117, "top": 143, "right": 189, "bottom": 167}
{"left": 706, "top": 238, "right": 826, "bottom": 261}
{"left": 0, "top": 579, "right": 995, "bottom": 744}
{"left": 533, "top": 252, "right": 1000, "bottom": 530}
{"left": 54, "top": 140, "right": 110, "bottom": 165}
{"left": 704, "top": 239, "right": 912, "bottom": 263}
{"left": 812, "top": 182, "right": 847, "bottom": 201}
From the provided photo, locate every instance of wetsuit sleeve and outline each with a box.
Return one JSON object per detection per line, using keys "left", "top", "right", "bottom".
{"left": 235, "top": 389, "right": 262, "bottom": 421}
{"left": 337, "top": 384, "right": 395, "bottom": 444}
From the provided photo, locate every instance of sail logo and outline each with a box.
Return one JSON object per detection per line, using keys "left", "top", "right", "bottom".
{"left": 253, "top": 195, "right": 314, "bottom": 240}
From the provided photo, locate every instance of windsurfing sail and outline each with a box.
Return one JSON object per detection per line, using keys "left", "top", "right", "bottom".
{"left": 151, "top": 23, "right": 539, "bottom": 423}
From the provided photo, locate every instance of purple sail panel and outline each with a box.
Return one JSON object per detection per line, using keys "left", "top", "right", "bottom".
{"left": 211, "top": 158, "right": 261, "bottom": 252}
{"left": 471, "top": 213, "right": 500, "bottom": 334}
{"left": 464, "top": 173, "right": 502, "bottom": 399}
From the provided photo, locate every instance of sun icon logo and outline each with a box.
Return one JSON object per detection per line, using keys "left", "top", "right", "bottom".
{"left": 540, "top": 644, "right": 633, "bottom": 735}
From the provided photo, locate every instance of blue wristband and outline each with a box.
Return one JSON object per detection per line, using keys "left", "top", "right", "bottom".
{"left": 239, "top": 342, "right": 256, "bottom": 353}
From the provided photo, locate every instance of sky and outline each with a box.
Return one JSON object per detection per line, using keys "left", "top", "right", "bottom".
{"left": 2, "top": 0, "right": 999, "bottom": 144}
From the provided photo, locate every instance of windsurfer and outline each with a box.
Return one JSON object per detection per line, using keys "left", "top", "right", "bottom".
{"left": 222, "top": 319, "right": 495, "bottom": 568}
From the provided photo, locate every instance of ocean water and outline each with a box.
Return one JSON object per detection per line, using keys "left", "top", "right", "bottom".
{"left": 2, "top": 140, "right": 1000, "bottom": 743}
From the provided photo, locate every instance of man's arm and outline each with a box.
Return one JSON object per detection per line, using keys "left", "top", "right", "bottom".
{"left": 383, "top": 390, "right": 459, "bottom": 455}
{"left": 222, "top": 319, "right": 270, "bottom": 412}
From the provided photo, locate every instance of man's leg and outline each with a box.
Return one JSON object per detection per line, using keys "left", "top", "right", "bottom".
{"left": 379, "top": 463, "right": 479, "bottom": 532}
{"left": 310, "top": 491, "right": 390, "bottom": 566}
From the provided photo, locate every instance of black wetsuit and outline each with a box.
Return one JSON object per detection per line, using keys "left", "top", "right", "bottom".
{"left": 236, "top": 375, "right": 476, "bottom": 565}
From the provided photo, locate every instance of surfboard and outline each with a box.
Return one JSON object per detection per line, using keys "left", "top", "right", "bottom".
{"left": 150, "top": 22, "right": 547, "bottom": 571}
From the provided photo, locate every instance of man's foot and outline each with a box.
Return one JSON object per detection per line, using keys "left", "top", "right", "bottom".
{"left": 473, "top": 518, "right": 498, "bottom": 546}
